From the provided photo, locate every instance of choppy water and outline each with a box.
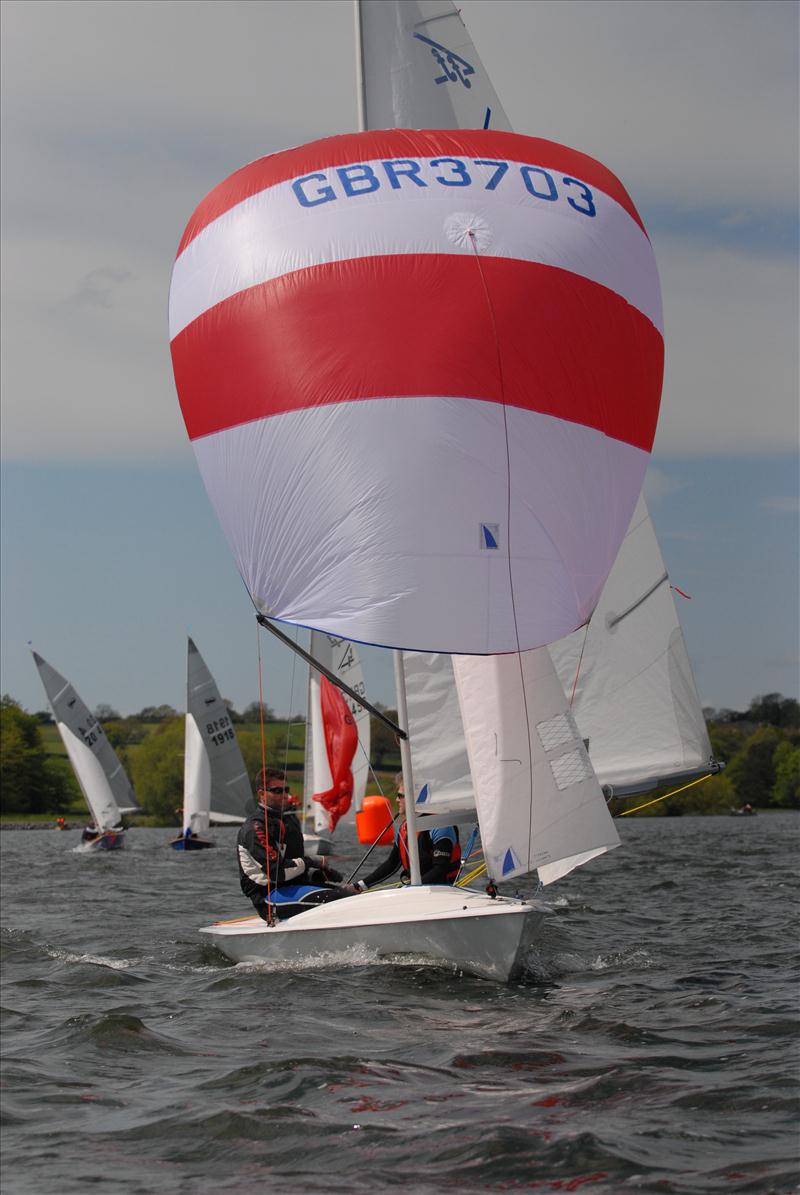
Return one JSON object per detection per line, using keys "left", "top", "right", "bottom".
{"left": 2, "top": 814, "right": 798, "bottom": 1194}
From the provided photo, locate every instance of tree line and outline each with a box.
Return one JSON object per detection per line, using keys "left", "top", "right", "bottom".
{"left": 1, "top": 692, "right": 798, "bottom": 819}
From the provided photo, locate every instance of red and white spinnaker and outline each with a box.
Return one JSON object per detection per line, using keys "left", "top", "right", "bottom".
{"left": 170, "top": 128, "right": 663, "bottom": 654}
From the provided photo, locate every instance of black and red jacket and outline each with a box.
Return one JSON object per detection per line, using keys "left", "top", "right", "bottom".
{"left": 237, "top": 808, "right": 308, "bottom": 902}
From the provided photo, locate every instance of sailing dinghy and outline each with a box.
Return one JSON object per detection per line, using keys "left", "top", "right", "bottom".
{"left": 169, "top": 0, "right": 664, "bottom": 980}
{"left": 170, "top": 637, "right": 254, "bottom": 850}
{"left": 31, "top": 651, "right": 139, "bottom": 851}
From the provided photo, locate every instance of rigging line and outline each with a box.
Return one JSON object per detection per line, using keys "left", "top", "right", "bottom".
{"left": 457, "top": 861, "right": 487, "bottom": 887}
{"left": 257, "top": 615, "right": 406, "bottom": 738}
{"left": 354, "top": 735, "right": 387, "bottom": 798}
{"left": 467, "top": 230, "right": 536, "bottom": 877}
{"left": 607, "top": 572, "right": 669, "bottom": 629}
{"left": 619, "top": 772, "right": 713, "bottom": 817}
{"left": 255, "top": 621, "right": 273, "bottom": 916}
{"left": 569, "top": 622, "right": 591, "bottom": 707}
{"left": 281, "top": 626, "right": 300, "bottom": 779}
{"left": 344, "top": 812, "right": 400, "bottom": 884}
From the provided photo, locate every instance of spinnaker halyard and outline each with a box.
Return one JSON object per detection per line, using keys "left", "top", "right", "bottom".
{"left": 169, "top": 0, "right": 664, "bottom": 979}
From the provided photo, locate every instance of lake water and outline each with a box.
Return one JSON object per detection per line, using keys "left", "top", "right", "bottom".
{"left": 2, "top": 813, "right": 798, "bottom": 1194}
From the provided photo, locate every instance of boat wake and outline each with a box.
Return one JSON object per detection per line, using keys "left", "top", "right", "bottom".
{"left": 229, "top": 942, "right": 466, "bottom": 976}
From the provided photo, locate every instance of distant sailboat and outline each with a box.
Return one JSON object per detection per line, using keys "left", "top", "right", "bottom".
{"left": 302, "top": 631, "right": 370, "bottom": 853}
{"left": 170, "top": 637, "right": 254, "bottom": 850}
{"left": 31, "top": 651, "right": 139, "bottom": 852}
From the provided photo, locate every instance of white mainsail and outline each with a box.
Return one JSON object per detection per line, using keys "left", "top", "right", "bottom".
{"left": 303, "top": 631, "right": 370, "bottom": 833}
{"left": 364, "top": 0, "right": 618, "bottom": 885}
{"left": 31, "top": 651, "right": 138, "bottom": 832}
{"left": 184, "top": 637, "right": 253, "bottom": 830}
{"left": 549, "top": 495, "right": 717, "bottom": 796}
{"left": 357, "top": 0, "right": 511, "bottom": 132}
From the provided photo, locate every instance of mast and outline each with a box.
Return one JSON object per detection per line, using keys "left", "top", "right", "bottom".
{"left": 393, "top": 651, "right": 422, "bottom": 886}
{"left": 303, "top": 630, "right": 316, "bottom": 835}
{"left": 354, "top": 0, "right": 367, "bottom": 134}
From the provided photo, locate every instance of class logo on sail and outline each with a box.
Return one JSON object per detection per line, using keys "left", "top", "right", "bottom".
{"left": 412, "top": 33, "right": 476, "bottom": 90}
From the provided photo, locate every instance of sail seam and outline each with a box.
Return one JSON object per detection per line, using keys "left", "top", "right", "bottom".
{"left": 466, "top": 230, "right": 535, "bottom": 875}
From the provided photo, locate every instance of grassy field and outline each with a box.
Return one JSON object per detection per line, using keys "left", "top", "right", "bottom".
{"left": 26, "top": 718, "right": 402, "bottom": 826}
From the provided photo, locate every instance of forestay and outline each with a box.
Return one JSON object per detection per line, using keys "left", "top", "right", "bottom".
{"left": 31, "top": 651, "right": 139, "bottom": 831}
{"left": 170, "top": 126, "right": 663, "bottom": 655}
{"left": 549, "top": 496, "right": 717, "bottom": 795}
{"left": 185, "top": 637, "right": 253, "bottom": 827}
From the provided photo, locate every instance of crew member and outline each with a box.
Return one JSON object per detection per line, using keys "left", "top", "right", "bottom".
{"left": 351, "top": 775, "right": 460, "bottom": 891}
{"left": 236, "top": 767, "right": 348, "bottom": 920}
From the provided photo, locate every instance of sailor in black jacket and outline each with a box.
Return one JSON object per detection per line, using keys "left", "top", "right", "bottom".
{"left": 237, "top": 768, "right": 348, "bottom": 919}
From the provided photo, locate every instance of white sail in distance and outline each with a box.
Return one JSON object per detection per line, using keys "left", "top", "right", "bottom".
{"left": 31, "top": 651, "right": 139, "bottom": 831}
{"left": 185, "top": 637, "right": 253, "bottom": 826}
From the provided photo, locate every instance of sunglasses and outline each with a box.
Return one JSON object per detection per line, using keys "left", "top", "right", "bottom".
{"left": 266, "top": 785, "right": 290, "bottom": 795}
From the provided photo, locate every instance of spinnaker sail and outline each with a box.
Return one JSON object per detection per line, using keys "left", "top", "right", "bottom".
{"left": 170, "top": 127, "right": 663, "bottom": 656}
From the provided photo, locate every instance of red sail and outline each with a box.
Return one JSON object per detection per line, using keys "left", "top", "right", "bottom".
{"left": 311, "top": 676, "right": 359, "bottom": 833}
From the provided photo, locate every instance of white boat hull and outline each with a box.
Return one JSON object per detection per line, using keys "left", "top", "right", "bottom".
{"left": 200, "top": 885, "right": 547, "bottom": 982}
{"left": 72, "top": 830, "right": 126, "bottom": 853}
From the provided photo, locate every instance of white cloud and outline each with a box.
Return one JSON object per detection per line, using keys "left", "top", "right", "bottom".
{"left": 643, "top": 465, "right": 690, "bottom": 503}
{"left": 653, "top": 240, "right": 798, "bottom": 455}
{"left": 761, "top": 496, "right": 800, "bottom": 513}
{"left": 1, "top": 0, "right": 797, "bottom": 463}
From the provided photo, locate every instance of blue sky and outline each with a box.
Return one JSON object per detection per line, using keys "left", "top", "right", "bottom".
{"left": 1, "top": 0, "right": 798, "bottom": 717}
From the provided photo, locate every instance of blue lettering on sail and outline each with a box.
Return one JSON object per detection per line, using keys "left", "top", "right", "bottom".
{"left": 481, "top": 524, "right": 499, "bottom": 549}
{"left": 502, "top": 849, "right": 516, "bottom": 876}
{"left": 292, "top": 173, "right": 336, "bottom": 207}
{"left": 336, "top": 164, "right": 380, "bottom": 197}
{"left": 289, "top": 161, "right": 596, "bottom": 217}
{"left": 416, "top": 783, "right": 429, "bottom": 804}
{"left": 413, "top": 32, "right": 475, "bottom": 89}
